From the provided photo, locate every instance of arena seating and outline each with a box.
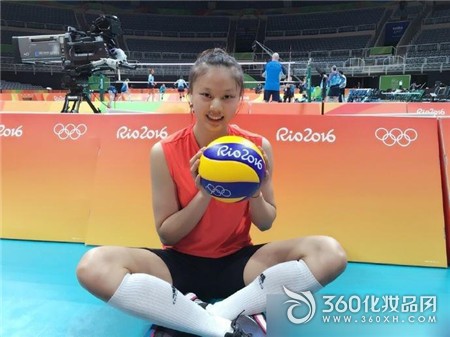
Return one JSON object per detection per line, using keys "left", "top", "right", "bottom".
{"left": 0, "top": 79, "right": 44, "bottom": 90}
{"left": 125, "top": 39, "right": 227, "bottom": 62}
{"left": 414, "top": 27, "right": 450, "bottom": 45}
{"left": 265, "top": 35, "right": 372, "bottom": 57}
{"left": 266, "top": 7, "right": 385, "bottom": 35}
{"left": 1, "top": 2, "right": 77, "bottom": 29}
{"left": 391, "top": 2, "right": 424, "bottom": 20}
{"left": 1, "top": 1, "right": 449, "bottom": 90}
{"left": 423, "top": 6, "right": 450, "bottom": 24}
{"left": 85, "top": 13, "right": 230, "bottom": 38}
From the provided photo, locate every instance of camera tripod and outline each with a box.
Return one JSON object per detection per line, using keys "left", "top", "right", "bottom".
{"left": 61, "top": 80, "right": 101, "bottom": 114}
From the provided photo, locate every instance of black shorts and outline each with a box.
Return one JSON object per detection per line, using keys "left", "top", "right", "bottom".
{"left": 148, "top": 83, "right": 156, "bottom": 89}
{"left": 328, "top": 85, "right": 341, "bottom": 97}
{"left": 147, "top": 244, "right": 266, "bottom": 301}
{"left": 264, "top": 90, "right": 281, "bottom": 102}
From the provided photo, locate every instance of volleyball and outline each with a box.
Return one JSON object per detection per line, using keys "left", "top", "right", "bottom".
{"left": 198, "top": 135, "right": 266, "bottom": 203}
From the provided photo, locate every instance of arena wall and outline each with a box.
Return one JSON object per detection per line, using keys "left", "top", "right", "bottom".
{"left": 1, "top": 111, "right": 449, "bottom": 267}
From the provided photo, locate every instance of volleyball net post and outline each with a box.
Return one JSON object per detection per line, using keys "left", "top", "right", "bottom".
{"left": 306, "top": 58, "right": 312, "bottom": 103}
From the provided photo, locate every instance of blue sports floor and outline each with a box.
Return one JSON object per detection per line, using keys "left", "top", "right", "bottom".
{"left": 1, "top": 239, "right": 449, "bottom": 337}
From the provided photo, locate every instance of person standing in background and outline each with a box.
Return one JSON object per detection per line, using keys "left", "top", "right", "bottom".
{"left": 326, "top": 66, "right": 343, "bottom": 102}
{"left": 283, "top": 77, "right": 296, "bottom": 103}
{"left": 174, "top": 76, "right": 188, "bottom": 101}
{"left": 98, "top": 73, "right": 105, "bottom": 103}
{"left": 338, "top": 70, "right": 347, "bottom": 103}
{"left": 147, "top": 68, "right": 156, "bottom": 102}
{"left": 319, "top": 72, "right": 328, "bottom": 102}
{"left": 159, "top": 83, "right": 166, "bottom": 101}
{"left": 107, "top": 84, "right": 117, "bottom": 108}
{"left": 120, "top": 78, "right": 130, "bottom": 101}
{"left": 262, "top": 52, "right": 286, "bottom": 102}
{"left": 255, "top": 83, "right": 263, "bottom": 94}
{"left": 297, "top": 76, "right": 306, "bottom": 95}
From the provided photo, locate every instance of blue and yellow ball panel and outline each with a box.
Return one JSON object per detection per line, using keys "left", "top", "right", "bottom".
{"left": 198, "top": 135, "right": 266, "bottom": 203}
{"left": 200, "top": 158, "right": 261, "bottom": 183}
{"left": 199, "top": 177, "right": 261, "bottom": 203}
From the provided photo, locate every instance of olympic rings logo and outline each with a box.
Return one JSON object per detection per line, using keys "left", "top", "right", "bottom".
{"left": 205, "top": 184, "right": 232, "bottom": 197}
{"left": 375, "top": 128, "right": 418, "bottom": 147}
{"left": 53, "top": 123, "right": 87, "bottom": 140}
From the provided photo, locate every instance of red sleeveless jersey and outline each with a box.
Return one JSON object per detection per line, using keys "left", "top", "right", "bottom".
{"left": 160, "top": 123, "right": 263, "bottom": 258}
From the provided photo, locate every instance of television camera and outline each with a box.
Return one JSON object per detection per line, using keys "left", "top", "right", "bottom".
{"left": 12, "top": 15, "right": 135, "bottom": 113}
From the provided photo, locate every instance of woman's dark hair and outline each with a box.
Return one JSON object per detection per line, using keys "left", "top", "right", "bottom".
{"left": 188, "top": 48, "right": 244, "bottom": 97}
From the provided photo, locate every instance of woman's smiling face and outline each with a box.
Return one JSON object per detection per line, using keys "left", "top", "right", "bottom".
{"left": 190, "top": 65, "right": 242, "bottom": 133}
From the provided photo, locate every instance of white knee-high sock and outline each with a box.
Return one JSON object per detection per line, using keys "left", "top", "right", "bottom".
{"left": 108, "top": 273, "right": 232, "bottom": 337}
{"left": 207, "top": 260, "right": 322, "bottom": 320}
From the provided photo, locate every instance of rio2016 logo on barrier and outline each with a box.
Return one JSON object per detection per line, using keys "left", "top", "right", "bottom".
{"left": 116, "top": 126, "right": 168, "bottom": 140}
{"left": 0, "top": 124, "right": 23, "bottom": 137}
{"left": 375, "top": 128, "right": 418, "bottom": 147}
{"left": 276, "top": 127, "right": 336, "bottom": 143}
{"left": 53, "top": 123, "right": 87, "bottom": 140}
{"left": 416, "top": 108, "right": 445, "bottom": 115}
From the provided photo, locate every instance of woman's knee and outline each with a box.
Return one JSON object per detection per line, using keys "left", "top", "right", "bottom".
{"left": 76, "top": 246, "right": 118, "bottom": 291}
{"left": 76, "top": 246, "right": 167, "bottom": 300}
{"left": 320, "top": 236, "right": 347, "bottom": 271}
{"left": 302, "top": 236, "right": 347, "bottom": 284}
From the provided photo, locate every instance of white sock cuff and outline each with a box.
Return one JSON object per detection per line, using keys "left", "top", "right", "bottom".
{"left": 297, "top": 259, "right": 323, "bottom": 292}
{"left": 108, "top": 273, "right": 131, "bottom": 306}
{"left": 260, "top": 259, "right": 323, "bottom": 294}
